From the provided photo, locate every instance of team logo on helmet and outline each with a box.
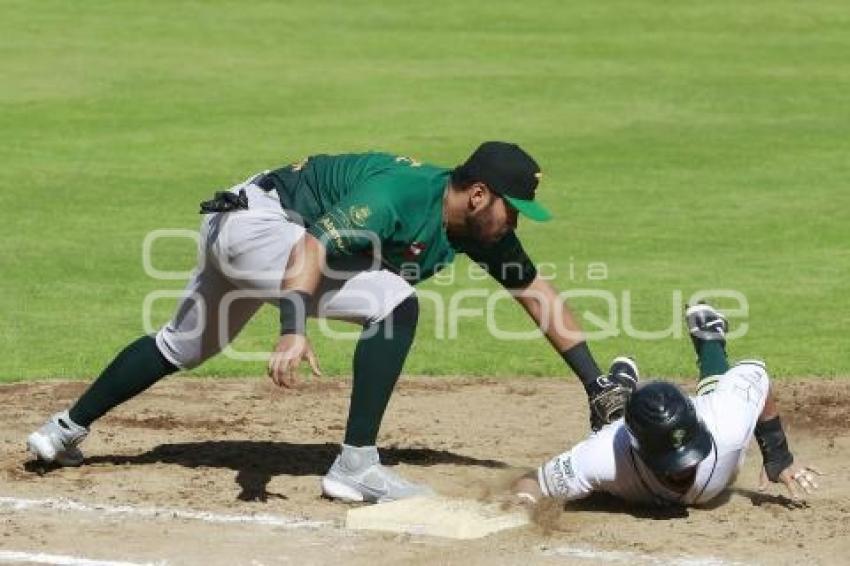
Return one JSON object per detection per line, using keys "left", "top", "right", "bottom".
{"left": 671, "top": 428, "right": 687, "bottom": 448}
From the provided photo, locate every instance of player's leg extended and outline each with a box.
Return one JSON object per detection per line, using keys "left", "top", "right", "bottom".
{"left": 75, "top": 182, "right": 299, "bottom": 423}
{"left": 70, "top": 337, "right": 178, "bottom": 428}
{"left": 27, "top": 249, "right": 264, "bottom": 465}
{"left": 27, "top": 182, "right": 287, "bottom": 465}
{"left": 685, "top": 303, "right": 730, "bottom": 379}
{"left": 25, "top": 333, "right": 179, "bottom": 466}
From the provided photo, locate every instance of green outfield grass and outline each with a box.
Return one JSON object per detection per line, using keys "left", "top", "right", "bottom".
{"left": 2, "top": 1, "right": 848, "bottom": 381}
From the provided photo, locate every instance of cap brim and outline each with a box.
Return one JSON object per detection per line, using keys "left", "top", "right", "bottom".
{"left": 504, "top": 195, "right": 553, "bottom": 222}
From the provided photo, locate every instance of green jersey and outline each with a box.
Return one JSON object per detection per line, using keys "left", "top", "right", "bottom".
{"left": 265, "top": 152, "right": 537, "bottom": 288}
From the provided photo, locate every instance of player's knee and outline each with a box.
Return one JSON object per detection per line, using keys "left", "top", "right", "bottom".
{"left": 388, "top": 294, "right": 419, "bottom": 328}
{"left": 731, "top": 359, "right": 771, "bottom": 385}
{"left": 155, "top": 326, "right": 203, "bottom": 370}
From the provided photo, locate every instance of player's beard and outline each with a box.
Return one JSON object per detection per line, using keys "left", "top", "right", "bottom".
{"left": 464, "top": 198, "right": 503, "bottom": 245}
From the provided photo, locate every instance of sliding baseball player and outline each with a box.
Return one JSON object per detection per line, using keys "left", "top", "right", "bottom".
{"left": 515, "top": 304, "right": 822, "bottom": 506}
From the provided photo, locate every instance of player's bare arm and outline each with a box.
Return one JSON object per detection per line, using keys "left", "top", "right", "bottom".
{"left": 268, "top": 232, "right": 326, "bottom": 389}
{"left": 515, "top": 275, "right": 586, "bottom": 350}
{"left": 515, "top": 277, "right": 638, "bottom": 428}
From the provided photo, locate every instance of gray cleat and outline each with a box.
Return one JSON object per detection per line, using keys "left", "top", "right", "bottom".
{"left": 322, "top": 444, "right": 435, "bottom": 503}
{"left": 27, "top": 411, "right": 88, "bottom": 467}
{"left": 685, "top": 302, "right": 728, "bottom": 343}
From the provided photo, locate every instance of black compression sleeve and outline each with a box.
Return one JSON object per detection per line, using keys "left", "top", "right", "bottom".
{"left": 279, "top": 291, "right": 312, "bottom": 335}
{"left": 754, "top": 416, "right": 794, "bottom": 482}
{"left": 561, "top": 342, "right": 603, "bottom": 389}
{"left": 459, "top": 231, "right": 537, "bottom": 289}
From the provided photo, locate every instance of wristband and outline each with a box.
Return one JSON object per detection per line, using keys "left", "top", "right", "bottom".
{"left": 279, "top": 290, "right": 312, "bottom": 335}
{"left": 560, "top": 342, "right": 603, "bottom": 388}
{"left": 754, "top": 416, "right": 794, "bottom": 482}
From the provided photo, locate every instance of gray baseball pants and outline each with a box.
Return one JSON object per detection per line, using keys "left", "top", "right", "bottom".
{"left": 154, "top": 178, "right": 415, "bottom": 370}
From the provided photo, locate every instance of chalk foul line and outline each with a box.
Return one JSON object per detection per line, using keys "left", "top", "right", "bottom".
{"left": 0, "top": 549, "right": 165, "bottom": 566}
{"left": 0, "top": 495, "right": 332, "bottom": 529}
{"left": 540, "top": 544, "right": 746, "bottom": 566}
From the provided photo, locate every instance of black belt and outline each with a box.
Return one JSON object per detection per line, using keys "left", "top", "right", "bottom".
{"left": 199, "top": 173, "right": 280, "bottom": 214}
{"left": 255, "top": 173, "right": 278, "bottom": 192}
{"left": 198, "top": 188, "right": 248, "bottom": 214}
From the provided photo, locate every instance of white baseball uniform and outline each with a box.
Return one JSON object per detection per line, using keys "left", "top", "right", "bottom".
{"left": 538, "top": 360, "right": 770, "bottom": 506}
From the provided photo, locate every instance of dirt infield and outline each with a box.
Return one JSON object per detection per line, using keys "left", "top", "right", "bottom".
{"left": 2, "top": 376, "right": 848, "bottom": 565}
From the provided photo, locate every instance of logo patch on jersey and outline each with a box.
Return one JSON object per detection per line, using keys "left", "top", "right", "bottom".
{"left": 549, "top": 455, "right": 574, "bottom": 495}
{"left": 348, "top": 205, "right": 371, "bottom": 227}
{"left": 559, "top": 455, "right": 575, "bottom": 480}
{"left": 316, "top": 216, "right": 348, "bottom": 253}
{"left": 404, "top": 242, "right": 427, "bottom": 260}
{"left": 671, "top": 428, "right": 688, "bottom": 448}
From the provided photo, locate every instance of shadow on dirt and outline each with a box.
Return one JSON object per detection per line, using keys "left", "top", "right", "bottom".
{"left": 556, "top": 488, "right": 806, "bottom": 520}
{"left": 26, "top": 441, "right": 509, "bottom": 502}
{"left": 730, "top": 487, "right": 808, "bottom": 509}
{"left": 565, "top": 492, "right": 690, "bottom": 520}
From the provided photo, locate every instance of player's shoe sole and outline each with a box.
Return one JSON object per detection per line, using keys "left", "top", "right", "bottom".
{"left": 321, "top": 476, "right": 369, "bottom": 503}
{"left": 27, "top": 431, "right": 84, "bottom": 467}
{"left": 26, "top": 411, "right": 88, "bottom": 467}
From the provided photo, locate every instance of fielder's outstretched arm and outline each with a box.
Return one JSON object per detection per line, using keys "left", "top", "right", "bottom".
{"left": 515, "top": 275, "right": 587, "bottom": 350}
{"left": 459, "top": 231, "right": 605, "bottom": 387}
{"left": 514, "top": 275, "right": 606, "bottom": 387}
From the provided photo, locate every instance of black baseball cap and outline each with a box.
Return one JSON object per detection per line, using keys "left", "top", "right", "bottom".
{"left": 455, "top": 141, "right": 552, "bottom": 222}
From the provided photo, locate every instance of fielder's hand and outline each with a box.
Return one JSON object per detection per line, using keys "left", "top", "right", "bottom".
{"left": 268, "top": 334, "right": 322, "bottom": 388}
{"left": 759, "top": 462, "right": 824, "bottom": 503}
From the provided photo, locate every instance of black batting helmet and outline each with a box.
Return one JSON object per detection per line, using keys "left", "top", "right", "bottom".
{"left": 624, "top": 381, "right": 712, "bottom": 475}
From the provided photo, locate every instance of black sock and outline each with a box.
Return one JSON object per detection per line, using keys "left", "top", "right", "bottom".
{"left": 69, "top": 335, "right": 179, "bottom": 427}
{"left": 344, "top": 297, "right": 418, "bottom": 447}
{"left": 695, "top": 340, "right": 729, "bottom": 379}
{"left": 560, "top": 342, "right": 603, "bottom": 393}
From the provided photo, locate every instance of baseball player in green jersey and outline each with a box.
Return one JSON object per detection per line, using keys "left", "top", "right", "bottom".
{"left": 28, "top": 141, "right": 633, "bottom": 503}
